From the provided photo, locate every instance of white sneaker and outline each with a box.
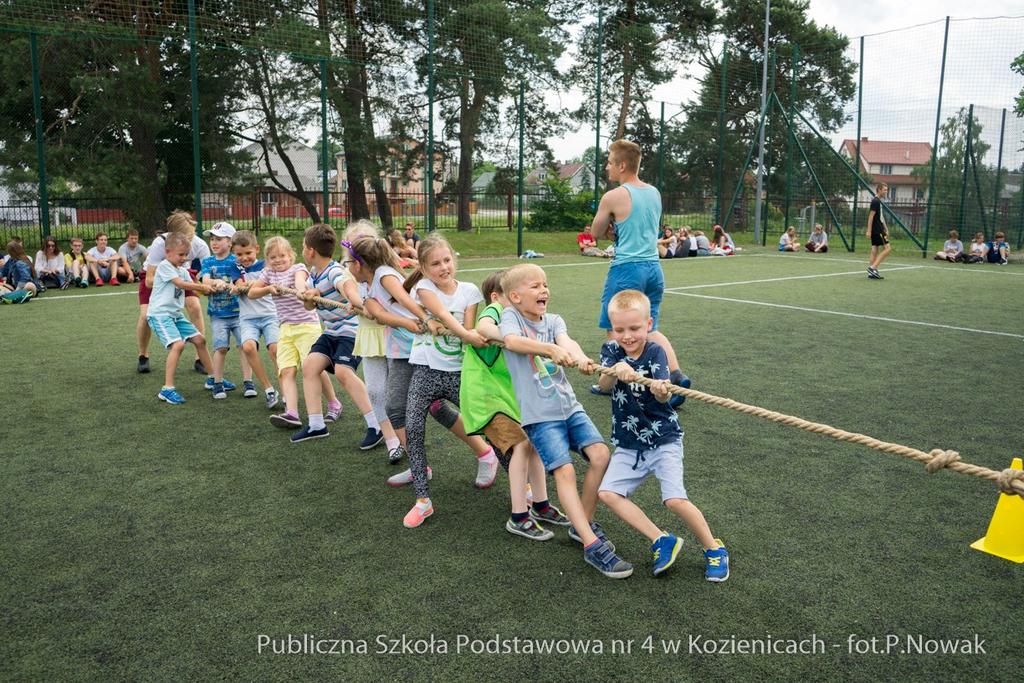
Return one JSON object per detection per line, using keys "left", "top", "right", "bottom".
{"left": 475, "top": 453, "right": 499, "bottom": 489}
{"left": 387, "top": 467, "right": 432, "bottom": 487}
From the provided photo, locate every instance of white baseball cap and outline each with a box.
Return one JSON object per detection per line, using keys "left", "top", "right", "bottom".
{"left": 203, "top": 221, "right": 236, "bottom": 238}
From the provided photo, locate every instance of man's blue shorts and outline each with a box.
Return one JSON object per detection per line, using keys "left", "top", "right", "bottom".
{"left": 599, "top": 260, "right": 664, "bottom": 330}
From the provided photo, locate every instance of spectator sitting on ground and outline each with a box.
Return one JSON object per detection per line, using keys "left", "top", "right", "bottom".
{"left": 985, "top": 231, "right": 1010, "bottom": 265}
{"left": 388, "top": 230, "right": 419, "bottom": 268}
{"left": 118, "top": 229, "right": 149, "bottom": 280}
{"left": 692, "top": 230, "right": 711, "bottom": 256}
{"left": 1, "top": 240, "right": 40, "bottom": 302}
{"left": 577, "top": 223, "right": 613, "bottom": 258}
{"left": 657, "top": 226, "right": 677, "bottom": 258}
{"left": 675, "top": 226, "right": 693, "bottom": 258}
{"left": 965, "top": 232, "right": 986, "bottom": 263}
{"left": 934, "top": 230, "right": 963, "bottom": 262}
{"left": 778, "top": 226, "right": 801, "bottom": 252}
{"left": 403, "top": 222, "right": 421, "bottom": 249}
{"left": 805, "top": 224, "right": 829, "bottom": 253}
{"left": 35, "top": 236, "right": 66, "bottom": 290}
{"left": 710, "top": 225, "right": 735, "bottom": 255}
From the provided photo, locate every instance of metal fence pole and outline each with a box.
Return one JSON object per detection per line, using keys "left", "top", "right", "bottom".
{"left": 991, "top": 108, "right": 1006, "bottom": 235}
{"left": 784, "top": 44, "right": 798, "bottom": 235}
{"left": 320, "top": 58, "right": 329, "bottom": 224}
{"left": 851, "top": 35, "right": 864, "bottom": 252}
{"left": 715, "top": 48, "right": 728, "bottom": 224}
{"left": 29, "top": 32, "right": 50, "bottom": 238}
{"left": 753, "top": 0, "right": 771, "bottom": 245}
{"left": 188, "top": 0, "right": 202, "bottom": 230}
{"left": 517, "top": 81, "right": 525, "bottom": 257}
{"left": 923, "top": 16, "right": 950, "bottom": 256}
{"left": 426, "top": 0, "right": 435, "bottom": 232}
{"left": 958, "top": 103, "right": 973, "bottom": 232}
{"left": 593, "top": 6, "right": 604, "bottom": 206}
{"left": 657, "top": 102, "right": 665, "bottom": 191}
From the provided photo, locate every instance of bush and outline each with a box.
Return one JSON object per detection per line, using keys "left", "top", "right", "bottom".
{"left": 526, "top": 177, "right": 594, "bottom": 232}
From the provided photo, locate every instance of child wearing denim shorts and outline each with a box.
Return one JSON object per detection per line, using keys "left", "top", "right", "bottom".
{"left": 198, "top": 222, "right": 251, "bottom": 399}
{"left": 589, "top": 289, "right": 729, "bottom": 582}
{"left": 231, "top": 230, "right": 280, "bottom": 409}
{"left": 498, "top": 263, "right": 632, "bottom": 579}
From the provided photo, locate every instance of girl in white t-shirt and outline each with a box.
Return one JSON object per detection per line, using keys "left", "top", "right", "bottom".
{"left": 348, "top": 236, "right": 492, "bottom": 515}
{"left": 966, "top": 232, "right": 987, "bottom": 263}
{"left": 934, "top": 229, "right": 964, "bottom": 262}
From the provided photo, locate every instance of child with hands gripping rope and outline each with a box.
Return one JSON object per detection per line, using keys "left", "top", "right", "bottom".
{"left": 289, "top": 224, "right": 381, "bottom": 447}
{"left": 147, "top": 232, "right": 217, "bottom": 404}
{"left": 246, "top": 236, "right": 339, "bottom": 428}
{"left": 398, "top": 234, "right": 498, "bottom": 528}
{"left": 498, "top": 264, "right": 632, "bottom": 578}
{"left": 230, "top": 230, "right": 280, "bottom": 409}
{"left": 588, "top": 289, "right": 729, "bottom": 582}
{"left": 465, "top": 270, "right": 569, "bottom": 541}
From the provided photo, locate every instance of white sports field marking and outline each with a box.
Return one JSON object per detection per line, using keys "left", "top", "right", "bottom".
{"left": 665, "top": 265, "right": 923, "bottom": 291}
{"left": 36, "top": 290, "right": 137, "bottom": 302}
{"left": 747, "top": 252, "right": 1024, "bottom": 276}
{"left": 664, "top": 290, "right": 1024, "bottom": 340}
{"left": 460, "top": 255, "right": 732, "bottom": 274}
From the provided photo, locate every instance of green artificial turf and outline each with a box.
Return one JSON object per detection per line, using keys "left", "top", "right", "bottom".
{"left": 2, "top": 247, "right": 1022, "bottom": 680}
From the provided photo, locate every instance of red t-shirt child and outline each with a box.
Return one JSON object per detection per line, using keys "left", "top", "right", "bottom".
{"left": 577, "top": 232, "right": 596, "bottom": 251}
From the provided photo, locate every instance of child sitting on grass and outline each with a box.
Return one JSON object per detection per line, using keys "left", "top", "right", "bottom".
{"left": 65, "top": 237, "right": 90, "bottom": 288}
{"left": 467, "top": 269, "right": 568, "bottom": 541}
{"left": 147, "top": 233, "right": 216, "bottom": 404}
{"left": 1, "top": 240, "right": 40, "bottom": 303}
{"left": 499, "top": 263, "right": 632, "bottom": 578}
{"left": 587, "top": 289, "right": 729, "bottom": 582}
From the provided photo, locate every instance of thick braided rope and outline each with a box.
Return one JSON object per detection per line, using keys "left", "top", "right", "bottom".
{"left": 271, "top": 288, "right": 1023, "bottom": 498}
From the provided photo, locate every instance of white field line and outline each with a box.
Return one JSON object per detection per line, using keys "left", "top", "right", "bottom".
{"left": 665, "top": 266, "right": 923, "bottom": 291}
{"left": 747, "top": 252, "right": 1024, "bottom": 276}
{"left": 36, "top": 290, "right": 137, "bottom": 302}
{"left": 664, "top": 290, "right": 1024, "bottom": 340}
{"left": 460, "top": 255, "right": 734, "bottom": 274}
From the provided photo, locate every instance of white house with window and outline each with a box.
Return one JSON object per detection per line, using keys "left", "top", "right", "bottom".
{"left": 525, "top": 162, "right": 595, "bottom": 194}
{"left": 840, "top": 138, "right": 932, "bottom": 204}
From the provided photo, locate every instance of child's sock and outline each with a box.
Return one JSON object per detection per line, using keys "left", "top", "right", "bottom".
{"left": 162, "top": 385, "right": 175, "bottom": 391}
{"left": 532, "top": 499, "right": 551, "bottom": 514}
{"left": 511, "top": 511, "right": 529, "bottom": 524}
{"left": 265, "top": 386, "right": 275, "bottom": 395}
{"left": 363, "top": 410, "right": 380, "bottom": 431}
{"left": 385, "top": 436, "right": 401, "bottom": 451}
{"left": 309, "top": 414, "right": 326, "bottom": 430}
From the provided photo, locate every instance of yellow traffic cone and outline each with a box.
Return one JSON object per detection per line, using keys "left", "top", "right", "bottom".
{"left": 970, "top": 457, "right": 1024, "bottom": 563}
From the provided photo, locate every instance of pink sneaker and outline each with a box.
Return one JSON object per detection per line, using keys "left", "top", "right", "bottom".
{"left": 403, "top": 500, "right": 434, "bottom": 528}
{"left": 475, "top": 451, "right": 499, "bottom": 489}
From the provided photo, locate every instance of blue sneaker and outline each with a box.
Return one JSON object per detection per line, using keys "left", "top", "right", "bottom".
{"left": 242, "top": 380, "right": 258, "bottom": 398}
{"left": 290, "top": 425, "right": 330, "bottom": 443}
{"left": 651, "top": 533, "right": 683, "bottom": 576}
{"left": 704, "top": 540, "right": 730, "bottom": 582}
{"left": 584, "top": 539, "right": 633, "bottom": 579}
{"left": 158, "top": 387, "right": 186, "bottom": 405}
{"left": 204, "top": 377, "right": 237, "bottom": 391}
{"left": 668, "top": 373, "right": 691, "bottom": 410}
{"left": 359, "top": 428, "right": 384, "bottom": 450}
{"left": 568, "top": 521, "right": 615, "bottom": 553}
{"left": 212, "top": 382, "right": 227, "bottom": 400}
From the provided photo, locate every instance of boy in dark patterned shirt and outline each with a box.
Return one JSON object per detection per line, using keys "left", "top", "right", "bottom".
{"left": 589, "top": 289, "right": 730, "bottom": 582}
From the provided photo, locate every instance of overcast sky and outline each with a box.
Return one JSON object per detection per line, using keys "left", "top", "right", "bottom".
{"left": 549, "top": 1, "right": 1024, "bottom": 167}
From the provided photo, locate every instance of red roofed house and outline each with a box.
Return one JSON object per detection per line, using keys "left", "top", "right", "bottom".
{"left": 840, "top": 138, "right": 932, "bottom": 205}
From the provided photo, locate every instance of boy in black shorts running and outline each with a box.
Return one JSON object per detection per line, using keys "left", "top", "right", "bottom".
{"left": 866, "top": 182, "right": 891, "bottom": 279}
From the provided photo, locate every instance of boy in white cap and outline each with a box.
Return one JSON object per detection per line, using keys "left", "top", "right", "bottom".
{"left": 198, "top": 222, "right": 254, "bottom": 399}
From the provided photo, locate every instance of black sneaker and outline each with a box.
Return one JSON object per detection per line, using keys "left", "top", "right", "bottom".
{"left": 193, "top": 358, "right": 207, "bottom": 374}
{"left": 359, "top": 428, "right": 384, "bottom": 450}
{"left": 137, "top": 355, "right": 151, "bottom": 374}
{"left": 568, "top": 521, "right": 615, "bottom": 553}
{"left": 291, "top": 425, "right": 330, "bottom": 443}
{"left": 388, "top": 445, "right": 406, "bottom": 465}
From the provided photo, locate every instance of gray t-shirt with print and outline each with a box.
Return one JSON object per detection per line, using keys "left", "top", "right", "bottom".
{"left": 499, "top": 307, "right": 583, "bottom": 427}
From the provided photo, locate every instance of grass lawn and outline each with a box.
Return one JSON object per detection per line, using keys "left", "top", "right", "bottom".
{"left": 2, "top": 246, "right": 1022, "bottom": 680}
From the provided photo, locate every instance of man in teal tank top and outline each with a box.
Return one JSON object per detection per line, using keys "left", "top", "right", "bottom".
{"left": 591, "top": 139, "right": 688, "bottom": 399}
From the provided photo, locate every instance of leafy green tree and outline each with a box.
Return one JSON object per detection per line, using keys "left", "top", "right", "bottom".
{"left": 525, "top": 176, "right": 594, "bottom": 231}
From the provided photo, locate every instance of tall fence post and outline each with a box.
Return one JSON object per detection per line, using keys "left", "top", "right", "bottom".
{"left": 991, "top": 108, "right": 1006, "bottom": 236}
{"left": 425, "top": 0, "right": 435, "bottom": 232}
{"left": 715, "top": 48, "right": 728, "bottom": 224}
{"left": 958, "top": 103, "right": 974, "bottom": 233}
{"left": 923, "top": 16, "right": 950, "bottom": 257}
{"left": 516, "top": 81, "right": 525, "bottom": 257}
{"left": 187, "top": 0, "right": 202, "bottom": 230}
{"left": 851, "top": 35, "right": 864, "bottom": 252}
{"left": 320, "top": 58, "right": 329, "bottom": 224}
{"left": 593, "top": 6, "right": 604, "bottom": 206}
{"left": 29, "top": 32, "right": 50, "bottom": 239}
{"left": 657, "top": 101, "right": 665, "bottom": 191}
{"left": 784, "top": 44, "right": 798, "bottom": 235}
